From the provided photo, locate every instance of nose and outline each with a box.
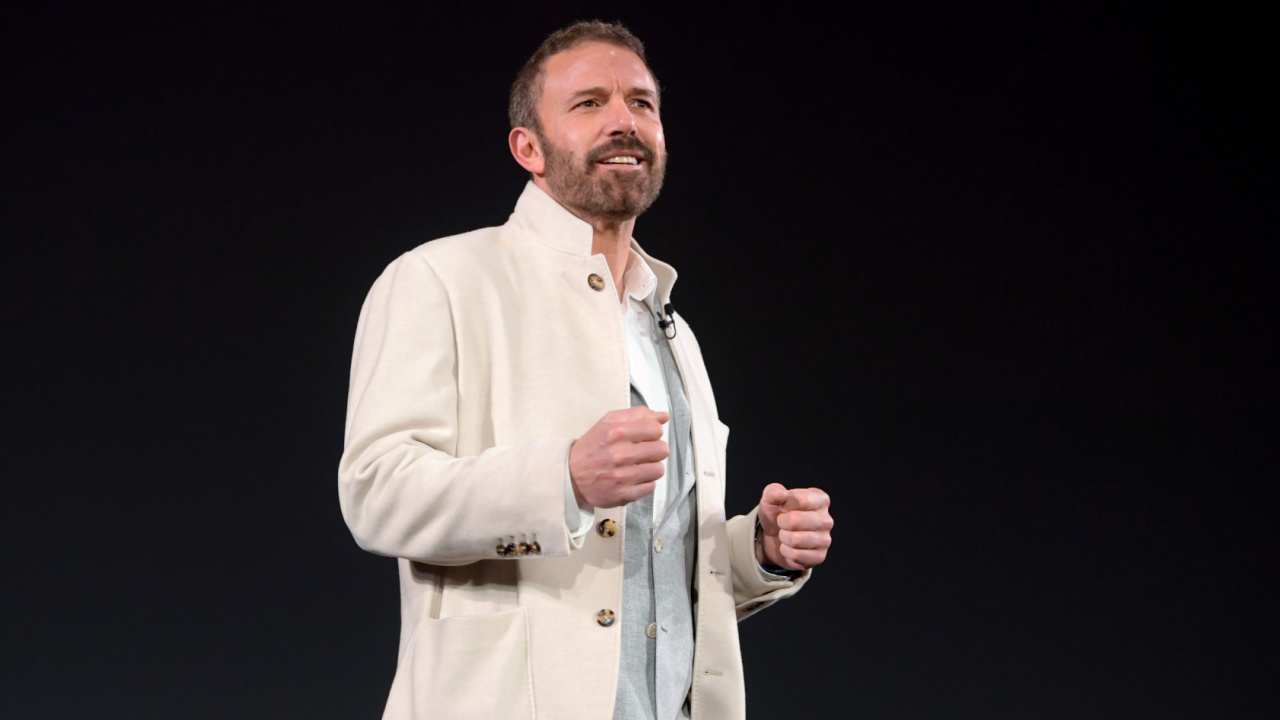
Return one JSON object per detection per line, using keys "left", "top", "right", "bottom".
{"left": 603, "top": 97, "right": 638, "bottom": 137}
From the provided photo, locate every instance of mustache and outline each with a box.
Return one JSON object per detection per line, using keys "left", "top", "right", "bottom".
{"left": 586, "top": 137, "right": 657, "bottom": 165}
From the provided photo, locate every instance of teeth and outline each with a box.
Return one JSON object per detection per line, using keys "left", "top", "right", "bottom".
{"left": 603, "top": 156, "right": 638, "bottom": 164}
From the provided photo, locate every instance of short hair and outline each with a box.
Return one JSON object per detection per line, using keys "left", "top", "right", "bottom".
{"left": 509, "top": 20, "right": 656, "bottom": 131}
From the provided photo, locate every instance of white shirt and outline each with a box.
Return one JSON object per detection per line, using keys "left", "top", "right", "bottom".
{"left": 562, "top": 249, "right": 789, "bottom": 577}
{"left": 565, "top": 250, "right": 678, "bottom": 537}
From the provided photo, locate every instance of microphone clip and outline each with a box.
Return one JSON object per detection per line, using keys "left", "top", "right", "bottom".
{"left": 656, "top": 302, "right": 677, "bottom": 339}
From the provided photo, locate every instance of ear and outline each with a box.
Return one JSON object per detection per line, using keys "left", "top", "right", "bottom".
{"left": 508, "top": 127, "right": 545, "bottom": 176}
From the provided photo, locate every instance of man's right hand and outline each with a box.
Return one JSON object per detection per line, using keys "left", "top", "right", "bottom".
{"left": 569, "top": 407, "right": 669, "bottom": 509}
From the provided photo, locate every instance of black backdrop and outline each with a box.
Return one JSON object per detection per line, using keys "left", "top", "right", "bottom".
{"left": 3, "top": 3, "right": 1275, "bottom": 718}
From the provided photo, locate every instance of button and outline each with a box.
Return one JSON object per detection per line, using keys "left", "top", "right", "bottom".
{"left": 654, "top": 537, "right": 663, "bottom": 553}
{"left": 646, "top": 622, "right": 658, "bottom": 639}
{"left": 495, "top": 544, "right": 507, "bottom": 557}
{"left": 587, "top": 273, "right": 606, "bottom": 291}
{"left": 597, "top": 519, "right": 618, "bottom": 538}
{"left": 596, "top": 609, "right": 616, "bottom": 627}
{"left": 529, "top": 541, "right": 541, "bottom": 555}
{"left": 504, "top": 543, "right": 516, "bottom": 557}
{"left": 516, "top": 542, "right": 531, "bottom": 556}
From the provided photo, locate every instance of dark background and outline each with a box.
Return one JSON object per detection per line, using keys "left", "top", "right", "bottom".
{"left": 3, "top": 2, "right": 1275, "bottom": 718}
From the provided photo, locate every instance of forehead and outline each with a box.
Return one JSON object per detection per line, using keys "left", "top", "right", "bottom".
{"left": 540, "top": 41, "right": 657, "bottom": 100}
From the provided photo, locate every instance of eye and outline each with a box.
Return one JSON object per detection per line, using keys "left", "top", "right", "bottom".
{"left": 577, "top": 99, "right": 599, "bottom": 108}
{"left": 631, "top": 99, "right": 653, "bottom": 109}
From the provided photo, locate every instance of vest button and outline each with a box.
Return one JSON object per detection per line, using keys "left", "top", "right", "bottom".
{"left": 587, "top": 273, "right": 606, "bottom": 291}
{"left": 646, "top": 622, "right": 658, "bottom": 639}
{"left": 653, "top": 537, "right": 663, "bottom": 553}
{"left": 596, "top": 609, "right": 616, "bottom": 627}
{"left": 597, "top": 518, "right": 618, "bottom": 538}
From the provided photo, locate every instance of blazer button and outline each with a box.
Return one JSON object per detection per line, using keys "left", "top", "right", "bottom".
{"left": 516, "top": 542, "right": 531, "bottom": 556}
{"left": 597, "top": 519, "right": 618, "bottom": 538}
{"left": 653, "top": 537, "right": 663, "bottom": 553}
{"left": 495, "top": 544, "right": 507, "bottom": 557}
{"left": 596, "top": 609, "right": 616, "bottom": 627}
{"left": 529, "top": 541, "right": 541, "bottom": 555}
{"left": 646, "top": 622, "right": 658, "bottom": 639}
{"left": 587, "top": 273, "right": 606, "bottom": 291}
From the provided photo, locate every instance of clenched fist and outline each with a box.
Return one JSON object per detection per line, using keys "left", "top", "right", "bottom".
{"left": 569, "top": 407, "right": 669, "bottom": 509}
{"left": 757, "top": 483, "right": 833, "bottom": 571}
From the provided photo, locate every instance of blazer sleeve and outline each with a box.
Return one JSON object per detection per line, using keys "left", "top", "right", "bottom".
{"left": 338, "top": 251, "right": 581, "bottom": 566}
{"left": 727, "top": 506, "right": 811, "bottom": 621}
{"left": 671, "top": 313, "right": 812, "bottom": 620}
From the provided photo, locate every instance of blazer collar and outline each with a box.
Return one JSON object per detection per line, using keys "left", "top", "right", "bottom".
{"left": 508, "top": 181, "right": 679, "bottom": 305}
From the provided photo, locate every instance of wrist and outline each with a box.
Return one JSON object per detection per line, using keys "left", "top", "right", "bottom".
{"left": 567, "top": 440, "right": 588, "bottom": 508}
{"left": 755, "top": 518, "right": 801, "bottom": 578}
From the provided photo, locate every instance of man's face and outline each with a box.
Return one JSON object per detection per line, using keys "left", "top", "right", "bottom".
{"left": 533, "top": 41, "right": 666, "bottom": 223}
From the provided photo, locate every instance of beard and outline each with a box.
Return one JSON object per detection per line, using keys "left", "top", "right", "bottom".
{"left": 538, "top": 133, "right": 666, "bottom": 223}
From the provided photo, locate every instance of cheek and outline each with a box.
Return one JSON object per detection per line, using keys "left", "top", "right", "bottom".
{"left": 542, "top": 121, "right": 591, "bottom": 157}
{"left": 559, "top": 127, "right": 591, "bottom": 149}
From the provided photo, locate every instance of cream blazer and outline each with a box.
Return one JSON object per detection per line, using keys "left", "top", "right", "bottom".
{"left": 339, "top": 183, "right": 808, "bottom": 720}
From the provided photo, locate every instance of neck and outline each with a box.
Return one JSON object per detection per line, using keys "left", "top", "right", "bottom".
{"left": 588, "top": 217, "right": 636, "bottom": 302}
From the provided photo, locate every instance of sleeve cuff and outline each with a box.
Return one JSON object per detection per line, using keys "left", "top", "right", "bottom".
{"left": 564, "top": 452, "right": 595, "bottom": 539}
{"left": 728, "top": 507, "right": 811, "bottom": 619}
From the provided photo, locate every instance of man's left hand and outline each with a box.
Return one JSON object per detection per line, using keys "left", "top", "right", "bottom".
{"left": 757, "top": 483, "right": 833, "bottom": 572}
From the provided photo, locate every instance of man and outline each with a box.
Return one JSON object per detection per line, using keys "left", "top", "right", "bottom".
{"left": 339, "top": 21, "right": 833, "bottom": 720}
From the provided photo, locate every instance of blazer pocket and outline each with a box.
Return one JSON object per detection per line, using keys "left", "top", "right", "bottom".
{"left": 385, "top": 606, "right": 534, "bottom": 720}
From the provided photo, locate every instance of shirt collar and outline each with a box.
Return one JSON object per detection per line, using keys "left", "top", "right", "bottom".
{"left": 622, "top": 249, "right": 658, "bottom": 307}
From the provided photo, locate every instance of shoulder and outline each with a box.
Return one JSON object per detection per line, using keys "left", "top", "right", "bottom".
{"left": 358, "top": 228, "right": 490, "bottom": 301}
{"left": 367, "top": 224, "right": 512, "bottom": 295}
{"left": 405, "top": 224, "right": 506, "bottom": 268}
{"left": 373, "top": 219, "right": 558, "bottom": 310}
{"left": 403, "top": 220, "right": 550, "bottom": 280}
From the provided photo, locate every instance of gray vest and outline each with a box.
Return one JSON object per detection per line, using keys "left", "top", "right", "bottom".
{"left": 612, "top": 330, "right": 697, "bottom": 720}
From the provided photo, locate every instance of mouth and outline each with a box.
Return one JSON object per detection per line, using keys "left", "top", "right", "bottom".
{"left": 588, "top": 138, "right": 655, "bottom": 170}
{"left": 596, "top": 152, "right": 644, "bottom": 168}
